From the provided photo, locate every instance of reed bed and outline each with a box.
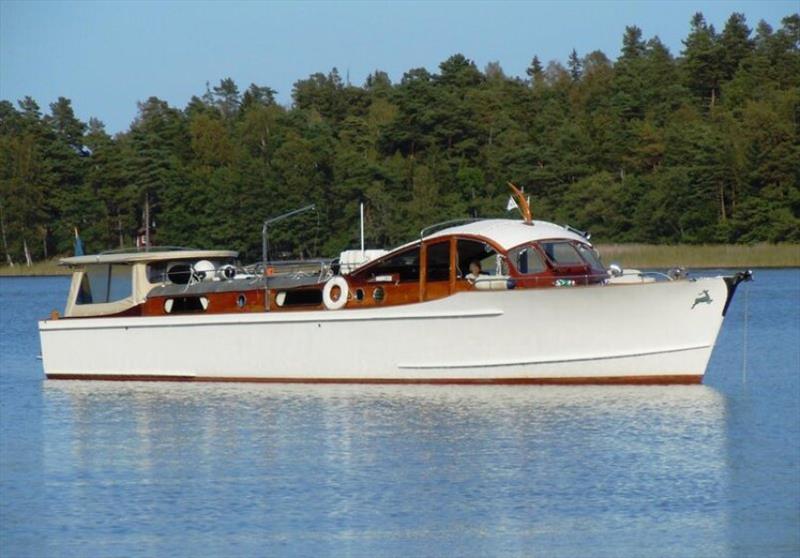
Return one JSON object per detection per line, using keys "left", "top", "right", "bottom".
{"left": 595, "top": 243, "right": 800, "bottom": 269}
{"left": 0, "top": 260, "right": 67, "bottom": 276}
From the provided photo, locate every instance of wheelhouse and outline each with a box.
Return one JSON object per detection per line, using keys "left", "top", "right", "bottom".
{"left": 343, "top": 219, "right": 607, "bottom": 307}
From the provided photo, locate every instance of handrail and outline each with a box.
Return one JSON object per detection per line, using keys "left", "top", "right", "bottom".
{"left": 261, "top": 204, "right": 317, "bottom": 310}
{"left": 99, "top": 245, "right": 197, "bottom": 255}
{"left": 261, "top": 204, "right": 316, "bottom": 267}
{"left": 252, "top": 258, "right": 334, "bottom": 267}
{"left": 637, "top": 271, "right": 673, "bottom": 281}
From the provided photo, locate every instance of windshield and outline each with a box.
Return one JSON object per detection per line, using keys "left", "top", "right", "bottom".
{"left": 576, "top": 244, "right": 604, "bottom": 270}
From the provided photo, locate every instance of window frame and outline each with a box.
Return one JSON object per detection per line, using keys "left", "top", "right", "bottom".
{"left": 539, "top": 240, "right": 587, "bottom": 268}
{"left": 455, "top": 237, "right": 504, "bottom": 279}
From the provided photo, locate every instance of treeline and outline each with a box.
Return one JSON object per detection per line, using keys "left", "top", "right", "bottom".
{"left": 1, "top": 12, "right": 798, "bottom": 264}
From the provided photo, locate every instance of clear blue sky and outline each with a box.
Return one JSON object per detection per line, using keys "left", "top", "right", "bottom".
{"left": 1, "top": 0, "right": 795, "bottom": 134}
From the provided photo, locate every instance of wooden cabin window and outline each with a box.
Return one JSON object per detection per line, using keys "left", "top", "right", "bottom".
{"left": 509, "top": 245, "right": 547, "bottom": 275}
{"left": 426, "top": 241, "right": 450, "bottom": 282}
{"left": 540, "top": 242, "right": 584, "bottom": 267}
{"left": 359, "top": 246, "right": 420, "bottom": 283}
{"left": 75, "top": 264, "right": 132, "bottom": 305}
{"left": 280, "top": 289, "right": 323, "bottom": 306}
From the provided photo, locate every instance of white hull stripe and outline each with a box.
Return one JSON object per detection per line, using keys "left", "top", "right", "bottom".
{"left": 397, "top": 344, "right": 711, "bottom": 370}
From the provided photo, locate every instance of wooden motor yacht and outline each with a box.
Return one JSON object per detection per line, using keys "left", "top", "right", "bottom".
{"left": 39, "top": 192, "right": 751, "bottom": 384}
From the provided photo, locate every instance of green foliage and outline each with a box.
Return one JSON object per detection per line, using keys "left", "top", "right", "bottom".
{"left": 0, "top": 12, "right": 798, "bottom": 265}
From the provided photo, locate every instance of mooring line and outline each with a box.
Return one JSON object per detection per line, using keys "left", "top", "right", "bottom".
{"left": 742, "top": 280, "right": 750, "bottom": 390}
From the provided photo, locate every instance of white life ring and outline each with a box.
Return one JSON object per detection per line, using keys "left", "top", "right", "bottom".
{"left": 322, "top": 276, "right": 349, "bottom": 310}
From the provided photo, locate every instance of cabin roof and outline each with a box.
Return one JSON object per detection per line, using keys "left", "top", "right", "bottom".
{"left": 60, "top": 250, "right": 238, "bottom": 266}
{"left": 426, "top": 219, "right": 589, "bottom": 250}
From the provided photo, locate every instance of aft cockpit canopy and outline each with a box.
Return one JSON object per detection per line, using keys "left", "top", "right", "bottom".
{"left": 60, "top": 250, "right": 238, "bottom": 318}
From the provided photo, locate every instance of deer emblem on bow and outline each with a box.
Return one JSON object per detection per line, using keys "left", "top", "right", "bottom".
{"left": 692, "top": 290, "right": 712, "bottom": 309}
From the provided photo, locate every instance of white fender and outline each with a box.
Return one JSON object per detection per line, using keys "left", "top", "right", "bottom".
{"left": 322, "top": 276, "right": 349, "bottom": 310}
{"left": 473, "top": 276, "right": 512, "bottom": 290}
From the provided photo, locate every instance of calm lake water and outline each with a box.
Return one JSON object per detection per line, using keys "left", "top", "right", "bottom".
{"left": 1, "top": 270, "right": 798, "bottom": 557}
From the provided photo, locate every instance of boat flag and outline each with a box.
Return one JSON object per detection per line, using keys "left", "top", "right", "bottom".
{"left": 507, "top": 182, "right": 533, "bottom": 224}
{"left": 73, "top": 227, "right": 85, "bottom": 256}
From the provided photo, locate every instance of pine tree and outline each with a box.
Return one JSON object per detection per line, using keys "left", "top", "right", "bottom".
{"left": 682, "top": 12, "right": 723, "bottom": 108}
{"left": 526, "top": 56, "right": 544, "bottom": 87}
{"left": 620, "top": 26, "right": 646, "bottom": 60}
{"left": 567, "top": 49, "right": 582, "bottom": 81}
{"left": 719, "top": 13, "right": 754, "bottom": 82}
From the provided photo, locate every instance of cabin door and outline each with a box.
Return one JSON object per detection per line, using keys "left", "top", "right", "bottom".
{"left": 422, "top": 240, "right": 452, "bottom": 301}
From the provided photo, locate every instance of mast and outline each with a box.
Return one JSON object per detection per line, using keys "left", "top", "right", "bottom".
{"left": 144, "top": 193, "right": 150, "bottom": 251}
{"left": 360, "top": 202, "right": 365, "bottom": 257}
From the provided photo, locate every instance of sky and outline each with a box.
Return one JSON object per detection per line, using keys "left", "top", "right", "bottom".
{"left": 1, "top": 0, "right": 796, "bottom": 134}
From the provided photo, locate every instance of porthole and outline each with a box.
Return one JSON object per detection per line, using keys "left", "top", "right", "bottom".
{"left": 355, "top": 288, "right": 364, "bottom": 301}
{"left": 236, "top": 294, "right": 247, "bottom": 308}
{"left": 373, "top": 287, "right": 385, "bottom": 302}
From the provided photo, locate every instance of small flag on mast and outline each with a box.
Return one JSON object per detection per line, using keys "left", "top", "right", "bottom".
{"left": 506, "top": 182, "right": 533, "bottom": 224}
{"left": 73, "top": 228, "right": 85, "bottom": 257}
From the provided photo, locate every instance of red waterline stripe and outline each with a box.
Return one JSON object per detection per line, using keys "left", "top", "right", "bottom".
{"left": 45, "top": 374, "right": 703, "bottom": 385}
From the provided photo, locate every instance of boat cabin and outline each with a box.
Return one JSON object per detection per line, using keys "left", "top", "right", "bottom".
{"left": 56, "top": 219, "right": 607, "bottom": 319}
{"left": 342, "top": 219, "right": 606, "bottom": 308}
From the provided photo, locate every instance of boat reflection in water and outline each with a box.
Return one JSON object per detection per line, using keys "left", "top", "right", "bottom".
{"left": 42, "top": 380, "right": 731, "bottom": 556}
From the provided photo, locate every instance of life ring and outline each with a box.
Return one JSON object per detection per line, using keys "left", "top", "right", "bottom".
{"left": 322, "top": 276, "right": 349, "bottom": 310}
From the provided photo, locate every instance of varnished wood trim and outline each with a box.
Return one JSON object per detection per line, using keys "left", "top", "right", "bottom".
{"left": 45, "top": 374, "right": 703, "bottom": 385}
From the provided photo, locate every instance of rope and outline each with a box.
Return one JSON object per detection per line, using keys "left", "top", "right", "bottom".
{"left": 742, "top": 281, "right": 750, "bottom": 390}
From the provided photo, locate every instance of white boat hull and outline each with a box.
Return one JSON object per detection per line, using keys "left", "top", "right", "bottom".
{"left": 39, "top": 277, "right": 732, "bottom": 384}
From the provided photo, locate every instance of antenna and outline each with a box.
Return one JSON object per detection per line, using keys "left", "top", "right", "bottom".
{"left": 144, "top": 193, "right": 150, "bottom": 250}
{"left": 360, "top": 202, "right": 365, "bottom": 257}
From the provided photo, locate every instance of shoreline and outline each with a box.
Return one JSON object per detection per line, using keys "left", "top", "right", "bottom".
{"left": 1, "top": 243, "right": 798, "bottom": 277}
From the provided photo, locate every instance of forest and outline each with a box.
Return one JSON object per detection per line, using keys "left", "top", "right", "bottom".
{"left": 0, "top": 11, "right": 798, "bottom": 264}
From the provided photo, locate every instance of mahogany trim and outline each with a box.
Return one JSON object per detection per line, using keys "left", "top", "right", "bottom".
{"left": 45, "top": 374, "right": 703, "bottom": 385}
